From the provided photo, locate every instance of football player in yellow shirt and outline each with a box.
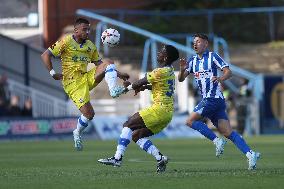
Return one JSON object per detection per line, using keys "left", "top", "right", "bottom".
{"left": 41, "top": 18, "right": 129, "bottom": 151}
{"left": 98, "top": 45, "right": 179, "bottom": 173}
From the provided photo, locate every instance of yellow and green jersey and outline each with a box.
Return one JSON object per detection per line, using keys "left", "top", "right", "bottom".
{"left": 48, "top": 34, "right": 101, "bottom": 85}
{"left": 146, "top": 66, "right": 175, "bottom": 110}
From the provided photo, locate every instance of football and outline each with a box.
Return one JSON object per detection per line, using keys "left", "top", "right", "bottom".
{"left": 101, "top": 28, "right": 120, "bottom": 47}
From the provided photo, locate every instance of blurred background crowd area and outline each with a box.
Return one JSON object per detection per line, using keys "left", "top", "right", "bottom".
{"left": 0, "top": 74, "right": 32, "bottom": 118}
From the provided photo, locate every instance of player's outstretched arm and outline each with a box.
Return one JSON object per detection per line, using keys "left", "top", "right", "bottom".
{"left": 133, "top": 85, "right": 151, "bottom": 96}
{"left": 132, "top": 77, "right": 149, "bottom": 90}
{"left": 41, "top": 50, "right": 63, "bottom": 80}
{"left": 123, "top": 77, "right": 150, "bottom": 93}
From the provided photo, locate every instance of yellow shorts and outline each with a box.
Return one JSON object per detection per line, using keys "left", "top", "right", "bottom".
{"left": 139, "top": 104, "right": 173, "bottom": 134}
{"left": 63, "top": 67, "right": 97, "bottom": 109}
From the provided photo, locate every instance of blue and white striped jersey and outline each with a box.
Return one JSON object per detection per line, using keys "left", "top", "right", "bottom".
{"left": 186, "top": 50, "right": 229, "bottom": 99}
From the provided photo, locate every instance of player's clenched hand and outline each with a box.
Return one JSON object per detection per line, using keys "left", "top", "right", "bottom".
{"left": 179, "top": 58, "right": 188, "bottom": 71}
{"left": 52, "top": 73, "right": 63, "bottom": 80}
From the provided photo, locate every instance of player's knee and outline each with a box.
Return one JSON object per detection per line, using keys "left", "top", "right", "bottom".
{"left": 123, "top": 120, "right": 129, "bottom": 128}
{"left": 103, "top": 58, "right": 114, "bottom": 65}
{"left": 132, "top": 131, "right": 140, "bottom": 143}
{"left": 84, "top": 111, "right": 95, "bottom": 120}
{"left": 223, "top": 130, "right": 232, "bottom": 138}
{"left": 123, "top": 116, "right": 135, "bottom": 127}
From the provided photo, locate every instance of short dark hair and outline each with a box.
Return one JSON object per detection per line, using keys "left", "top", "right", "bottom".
{"left": 74, "top": 18, "right": 90, "bottom": 27}
{"left": 165, "top": 45, "right": 179, "bottom": 63}
{"left": 193, "top": 33, "right": 209, "bottom": 41}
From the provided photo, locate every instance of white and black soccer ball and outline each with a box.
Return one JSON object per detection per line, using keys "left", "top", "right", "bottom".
{"left": 101, "top": 28, "right": 120, "bottom": 47}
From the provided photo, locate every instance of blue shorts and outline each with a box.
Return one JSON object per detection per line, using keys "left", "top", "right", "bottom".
{"left": 194, "top": 98, "right": 228, "bottom": 127}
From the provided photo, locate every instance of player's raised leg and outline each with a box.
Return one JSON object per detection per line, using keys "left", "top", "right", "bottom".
{"left": 73, "top": 102, "right": 94, "bottom": 151}
{"left": 218, "top": 119, "right": 261, "bottom": 170}
{"left": 94, "top": 59, "right": 128, "bottom": 98}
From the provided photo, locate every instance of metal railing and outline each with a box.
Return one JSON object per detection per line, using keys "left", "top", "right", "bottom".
{"left": 7, "top": 79, "right": 68, "bottom": 118}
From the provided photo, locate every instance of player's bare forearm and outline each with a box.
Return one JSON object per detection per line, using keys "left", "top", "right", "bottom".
{"left": 41, "top": 50, "right": 63, "bottom": 80}
{"left": 132, "top": 77, "right": 149, "bottom": 90}
{"left": 134, "top": 84, "right": 152, "bottom": 96}
{"left": 144, "top": 84, "right": 152, "bottom": 90}
{"left": 212, "top": 67, "right": 232, "bottom": 83}
{"left": 219, "top": 67, "right": 232, "bottom": 81}
{"left": 41, "top": 50, "right": 54, "bottom": 71}
{"left": 139, "top": 84, "right": 152, "bottom": 91}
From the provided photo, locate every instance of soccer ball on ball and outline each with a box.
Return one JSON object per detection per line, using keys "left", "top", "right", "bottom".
{"left": 101, "top": 28, "right": 120, "bottom": 47}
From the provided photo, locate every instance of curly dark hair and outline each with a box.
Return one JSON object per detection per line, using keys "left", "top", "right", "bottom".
{"left": 165, "top": 45, "right": 179, "bottom": 64}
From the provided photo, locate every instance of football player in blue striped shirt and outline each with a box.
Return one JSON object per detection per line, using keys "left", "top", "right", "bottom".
{"left": 178, "top": 33, "right": 260, "bottom": 170}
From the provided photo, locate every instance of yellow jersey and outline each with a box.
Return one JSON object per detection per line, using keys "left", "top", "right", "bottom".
{"left": 48, "top": 34, "right": 101, "bottom": 85}
{"left": 146, "top": 66, "right": 175, "bottom": 109}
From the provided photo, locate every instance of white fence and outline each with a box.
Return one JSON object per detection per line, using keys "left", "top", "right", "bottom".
{"left": 7, "top": 79, "right": 68, "bottom": 117}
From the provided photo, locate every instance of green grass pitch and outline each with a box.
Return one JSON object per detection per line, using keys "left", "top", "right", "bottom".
{"left": 0, "top": 135, "right": 284, "bottom": 189}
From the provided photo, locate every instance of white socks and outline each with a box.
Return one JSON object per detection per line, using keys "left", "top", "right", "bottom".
{"left": 76, "top": 114, "right": 89, "bottom": 134}
{"left": 105, "top": 64, "right": 118, "bottom": 90}
{"left": 113, "top": 128, "right": 162, "bottom": 161}
{"left": 136, "top": 138, "right": 161, "bottom": 161}
{"left": 114, "top": 127, "right": 132, "bottom": 160}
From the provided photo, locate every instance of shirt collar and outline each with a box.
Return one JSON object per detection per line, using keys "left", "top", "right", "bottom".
{"left": 72, "top": 35, "right": 86, "bottom": 47}
{"left": 196, "top": 49, "right": 209, "bottom": 59}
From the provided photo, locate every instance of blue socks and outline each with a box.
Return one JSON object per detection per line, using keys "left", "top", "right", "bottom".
{"left": 191, "top": 121, "right": 251, "bottom": 155}
{"left": 191, "top": 121, "right": 217, "bottom": 141}
{"left": 228, "top": 131, "right": 251, "bottom": 154}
